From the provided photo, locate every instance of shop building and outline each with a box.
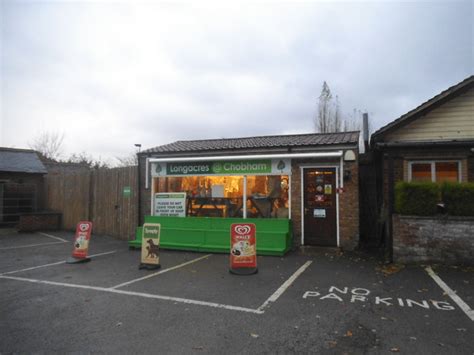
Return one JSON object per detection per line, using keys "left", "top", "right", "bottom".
{"left": 134, "top": 132, "right": 360, "bottom": 254}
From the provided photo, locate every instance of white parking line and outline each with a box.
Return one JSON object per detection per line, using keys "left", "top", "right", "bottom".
{"left": 425, "top": 266, "right": 474, "bottom": 322}
{"left": 0, "top": 250, "right": 117, "bottom": 275}
{"left": 257, "top": 260, "right": 313, "bottom": 312}
{"left": 0, "top": 241, "right": 65, "bottom": 251}
{"left": 110, "top": 254, "right": 212, "bottom": 289}
{"left": 0, "top": 275, "right": 263, "bottom": 314}
{"left": 38, "top": 232, "right": 69, "bottom": 243}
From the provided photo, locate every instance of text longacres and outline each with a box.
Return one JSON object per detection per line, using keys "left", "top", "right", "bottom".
{"left": 303, "top": 286, "right": 455, "bottom": 311}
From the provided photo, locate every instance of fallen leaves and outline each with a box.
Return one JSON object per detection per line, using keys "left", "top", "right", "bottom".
{"left": 377, "top": 263, "right": 405, "bottom": 276}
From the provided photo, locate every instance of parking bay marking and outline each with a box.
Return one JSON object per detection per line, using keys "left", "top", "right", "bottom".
{"left": 0, "top": 250, "right": 117, "bottom": 276}
{"left": 0, "top": 241, "right": 66, "bottom": 251}
{"left": 0, "top": 274, "right": 263, "bottom": 315}
{"left": 257, "top": 260, "right": 313, "bottom": 312}
{"left": 0, "top": 255, "right": 311, "bottom": 315}
{"left": 425, "top": 266, "right": 474, "bottom": 321}
{"left": 38, "top": 232, "right": 69, "bottom": 243}
{"left": 110, "top": 254, "right": 212, "bottom": 289}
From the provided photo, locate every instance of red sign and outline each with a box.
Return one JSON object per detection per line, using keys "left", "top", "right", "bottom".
{"left": 72, "top": 221, "right": 93, "bottom": 259}
{"left": 230, "top": 223, "right": 257, "bottom": 270}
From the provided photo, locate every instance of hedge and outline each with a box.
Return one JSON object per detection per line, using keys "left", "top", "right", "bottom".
{"left": 441, "top": 182, "right": 474, "bottom": 216}
{"left": 395, "top": 182, "right": 439, "bottom": 216}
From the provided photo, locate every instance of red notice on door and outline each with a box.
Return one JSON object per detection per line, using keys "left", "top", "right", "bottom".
{"left": 229, "top": 223, "right": 257, "bottom": 275}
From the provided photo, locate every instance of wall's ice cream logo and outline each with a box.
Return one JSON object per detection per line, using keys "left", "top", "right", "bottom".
{"left": 234, "top": 225, "right": 251, "bottom": 235}
{"left": 155, "top": 164, "right": 162, "bottom": 174}
{"left": 277, "top": 160, "right": 286, "bottom": 171}
{"left": 79, "top": 223, "right": 89, "bottom": 232}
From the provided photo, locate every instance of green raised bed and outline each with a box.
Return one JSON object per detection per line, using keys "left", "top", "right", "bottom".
{"left": 129, "top": 216, "right": 292, "bottom": 256}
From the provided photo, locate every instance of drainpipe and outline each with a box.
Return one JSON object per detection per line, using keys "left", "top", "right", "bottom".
{"left": 386, "top": 154, "right": 394, "bottom": 264}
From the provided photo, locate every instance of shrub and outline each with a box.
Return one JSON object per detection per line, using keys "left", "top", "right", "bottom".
{"left": 441, "top": 182, "right": 474, "bottom": 216}
{"left": 395, "top": 182, "right": 439, "bottom": 216}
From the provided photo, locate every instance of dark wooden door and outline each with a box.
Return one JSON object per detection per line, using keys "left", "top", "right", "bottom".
{"left": 303, "top": 168, "right": 337, "bottom": 246}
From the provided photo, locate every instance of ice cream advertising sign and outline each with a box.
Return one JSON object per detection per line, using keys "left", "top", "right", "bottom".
{"left": 72, "top": 221, "right": 92, "bottom": 259}
{"left": 229, "top": 223, "right": 257, "bottom": 274}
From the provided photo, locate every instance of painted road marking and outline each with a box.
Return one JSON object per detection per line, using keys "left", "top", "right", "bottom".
{"left": 257, "top": 260, "right": 313, "bottom": 312}
{"left": 38, "top": 232, "right": 69, "bottom": 243}
{"left": 0, "top": 275, "right": 263, "bottom": 314}
{"left": 425, "top": 266, "right": 474, "bottom": 321}
{"left": 0, "top": 250, "right": 117, "bottom": 276}
{"left": 110, "top": 254, "right": 212, "bottom": 289}
{"left": 0, "top": 241, "right": 66, "bottom": 251}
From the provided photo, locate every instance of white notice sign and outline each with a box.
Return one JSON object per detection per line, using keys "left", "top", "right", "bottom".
{"left": 154, "top": 193, "right": 186, "bottom": 217}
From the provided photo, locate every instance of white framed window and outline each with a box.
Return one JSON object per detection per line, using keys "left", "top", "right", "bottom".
{"left": 408, "top": 160, "right": 461, "bottom": 183}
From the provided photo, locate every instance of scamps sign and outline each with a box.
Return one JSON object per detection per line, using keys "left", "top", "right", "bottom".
{"left": 139, "top": 223, "right": 161, "bottom": 270}
{"left": 152, "top": 159, "right": 291, "bottom": 177}
{"left": 229, "top": 223, "right": 258, "bottom": 275}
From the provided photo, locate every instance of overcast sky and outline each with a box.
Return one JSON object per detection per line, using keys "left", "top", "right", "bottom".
{"left": 1, "top": 0, "right": 472, "bottom": 163}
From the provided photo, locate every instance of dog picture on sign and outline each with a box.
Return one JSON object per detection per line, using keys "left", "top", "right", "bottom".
{"left": 141, "top": 237, "right": 160, "bottom": 265}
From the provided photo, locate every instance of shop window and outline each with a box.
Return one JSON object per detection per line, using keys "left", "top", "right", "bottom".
{"left": 246, "top": 175, "right": 289, "bottom": 218}
{"left": 409, "top": 161, "right": 460, "bottom": 183}
{"left": 153, "top": 174, "right": 290, "bottom": 218}
{"left": 154, "top": 176, "right": 244, "bottom": 217}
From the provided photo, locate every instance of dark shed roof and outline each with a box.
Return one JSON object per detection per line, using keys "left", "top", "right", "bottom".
{"left": 372, "top": 75, "right": 474, "bottom": 143}
{"left": 0, "top": 148, "right": 48, "bottom": 174}
{"left": 143, "top": 131, "right": 360, "bottom": 154}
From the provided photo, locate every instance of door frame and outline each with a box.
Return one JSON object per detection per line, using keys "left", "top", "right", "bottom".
{"left": 300, "top": 165, "right": 340, "bottom": 247}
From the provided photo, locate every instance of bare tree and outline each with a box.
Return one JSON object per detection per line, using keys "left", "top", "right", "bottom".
{"left": 29, "top": 131, "right": 65, "bottom": 160}
{"left": 115, "top": 153, "right": 138, "bottom": 167}
{"left": 67, "top": 152, "right": 110, "bottom": 169}
{"left": 315, "top": 81, "right": 333, "bottom": 133}
{"left": 315, "top": 82, "right": 370, "bottom": 134}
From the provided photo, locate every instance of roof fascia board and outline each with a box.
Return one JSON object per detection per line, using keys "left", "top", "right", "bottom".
{"left": 372, "top": 78, "right": 474, "bottom": 143}
{"left": 148, "top": 151, "right": 343, "bottom": 163}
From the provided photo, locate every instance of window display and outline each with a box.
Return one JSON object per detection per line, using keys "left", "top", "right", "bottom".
{"left": 153, "top": 174, "right": 289, "bottom": 218}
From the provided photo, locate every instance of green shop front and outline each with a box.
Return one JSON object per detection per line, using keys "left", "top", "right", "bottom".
{"left": 131, "top": 132, "right": 361, "bottom": 254}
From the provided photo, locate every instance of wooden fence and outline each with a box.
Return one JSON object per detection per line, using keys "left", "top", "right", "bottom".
{"left": 44, "top": 166, "right": 138, "bottom": 240}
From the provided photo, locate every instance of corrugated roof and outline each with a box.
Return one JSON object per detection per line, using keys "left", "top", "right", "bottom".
{"left": 372, "top": 75, "right": 474, "bottom": 142}
{"left": 0, "top": 148, "right": 48, "bottom": 174}
{"left": 143, "top": 131, "right": 360, "bottom": 154}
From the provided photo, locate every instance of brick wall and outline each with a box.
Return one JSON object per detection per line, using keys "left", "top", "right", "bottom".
{"left": 393, "top": 214, "right": 474, "bottom": 265}
{"left": 17, "top": 212, "right": 62, "bottom": 232}
{"left": 339, "top": 160, "right": 359, "bottom": 250}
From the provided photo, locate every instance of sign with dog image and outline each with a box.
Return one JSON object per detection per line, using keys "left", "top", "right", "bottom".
{"left": 140, "top": 223, "right": 161, "bottom": 269}
{"left": 229, "top": 223, "right": 257, "bottom": 275}
{"left": 67, "top": 221, "right": 93, "bottom": 263}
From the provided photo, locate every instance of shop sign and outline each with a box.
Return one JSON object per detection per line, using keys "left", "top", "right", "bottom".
{"left": 229, "top": 223, "right": 257, "bottom": 273}
{"left": 72, "top": 221, "right": 92, "bottom": 259}
{"left": 140, "top": 223, "right": 161, "bottom": 269}
{"left": 152, "top": 159, "right": 291, "bottom": 177}
{"left": 123, "top": 186, "right": 131, "bottom": 197}
{"left": 154, "top": 193, "right": 186, "bottom": 217}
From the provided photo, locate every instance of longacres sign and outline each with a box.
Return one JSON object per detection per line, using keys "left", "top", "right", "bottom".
{"left": 152, "top": 159, "right": 291, "bottom": 177}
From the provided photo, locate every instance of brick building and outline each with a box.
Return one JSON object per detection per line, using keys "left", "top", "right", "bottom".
{"left": 371, "top": 75, "right": 474, "bottom": 263}
{"left": 137, "top": 131, "right": 360, "bottom": 252}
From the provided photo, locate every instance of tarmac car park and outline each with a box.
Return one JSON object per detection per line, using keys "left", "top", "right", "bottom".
{"left": 1, "top": 230, "right": 473, "bottom": 354}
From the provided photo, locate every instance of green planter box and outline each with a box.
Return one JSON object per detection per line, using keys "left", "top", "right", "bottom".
{"left": 129, "top": 216, "right": 292, "bottom": 256}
